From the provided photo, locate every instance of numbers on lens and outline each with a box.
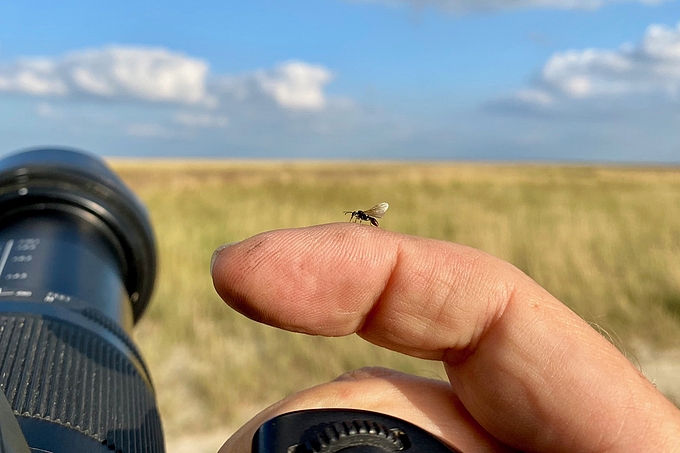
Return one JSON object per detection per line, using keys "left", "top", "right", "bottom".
{"left": 16, "top": 238, "right": 39, "bottom": 251}
{"left": 344, "top": 202, "right": 389, "bottom": 227}
{"left": 11, "top": 255, "right": 32, "bottom": 262}
{"left": 5, "top": 272, "right": 27, "bottom": 280}
{"left": 44, "top": 292, "right": 71, "bottom": 303}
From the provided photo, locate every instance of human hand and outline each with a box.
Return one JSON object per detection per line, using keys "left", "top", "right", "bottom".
{"left": 210, "top": 224, "right": 680, "bottom": 452}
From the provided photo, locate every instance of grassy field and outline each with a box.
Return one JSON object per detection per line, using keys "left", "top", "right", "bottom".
{"left": 109, "top": 160, "right": 680, "bottom": 444}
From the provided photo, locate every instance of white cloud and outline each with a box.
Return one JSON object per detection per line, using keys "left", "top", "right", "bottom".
{"left": 173, "top": 112, "right": 229, "bottom": 128}
{"left": 497, "top": 22, "right": 680, "bottom": 111}
{"left": 355, "top": 0, "right": 668, "bottom": 13}
{"left": 0, "top": 58, "right": 67, "bottom": 95}
{"left": 126, "top": 122, "right": 174, "bottom": 138}
{"left": 515, "top": 88, "right": 554, "bottom": 105}
{"left": 255, "top": 61, "right": 333, "bottom": 110}
{"left": 0, "top": 46, "right": 213, "bottom": 105}
{"left": 35, "top": 102, "right": 61, "bottom": 118}
{"left": 209, "top": 61, "right": 334, "bottom": 111}
{"left": 0, "top": 46, "right": 335, "bottom": 114}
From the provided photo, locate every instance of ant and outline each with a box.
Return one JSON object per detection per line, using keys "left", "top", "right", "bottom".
{"left": 344, "top": 202, "right": 389, "bottom": 227}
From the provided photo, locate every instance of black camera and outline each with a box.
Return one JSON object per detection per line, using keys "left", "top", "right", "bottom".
{"left": 0, "top": 148, "right": 163, "bottom": 452}
{"left": 252, "top": 409, "right": 461, "bottom": 453}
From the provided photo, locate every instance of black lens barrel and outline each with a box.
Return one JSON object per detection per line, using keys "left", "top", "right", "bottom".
{"left": 0, "top": 148, "right": 163, "bottom": 453}
{"left": 0, "top": 147, "right": 156, "bottom": 323}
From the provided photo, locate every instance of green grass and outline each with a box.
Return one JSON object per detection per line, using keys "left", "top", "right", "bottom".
{"left": 110, "top": 160, "right": 680, "bottom": 435}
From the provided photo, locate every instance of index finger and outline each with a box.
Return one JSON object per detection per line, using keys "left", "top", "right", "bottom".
{"left": 211, "top": 223, "right": 680, "bottom": 452}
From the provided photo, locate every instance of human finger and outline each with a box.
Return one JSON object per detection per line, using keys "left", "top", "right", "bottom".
{"left": 212, "top": 224, "right": 680, "bottom": 451}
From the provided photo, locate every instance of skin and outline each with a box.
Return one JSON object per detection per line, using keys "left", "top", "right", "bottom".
{"left": 210, "top": 223, "right": 680, "bottom": 453}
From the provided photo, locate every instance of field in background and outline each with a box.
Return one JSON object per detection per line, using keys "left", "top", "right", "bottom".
{"left": 109, "top": 160, "right": 680, "bottom": 447}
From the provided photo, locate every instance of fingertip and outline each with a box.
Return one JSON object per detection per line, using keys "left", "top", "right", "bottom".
{"left": 211, "top": 242, "right": 238, "bottom": 276}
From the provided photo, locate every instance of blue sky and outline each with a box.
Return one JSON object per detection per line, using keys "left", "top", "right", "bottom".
{"left": 1, "top": 0, "right": 680, "bottom": 161}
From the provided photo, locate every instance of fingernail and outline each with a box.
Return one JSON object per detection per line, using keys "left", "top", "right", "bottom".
{"left": 211, "top": 242, "right": 237, "bottom": 275}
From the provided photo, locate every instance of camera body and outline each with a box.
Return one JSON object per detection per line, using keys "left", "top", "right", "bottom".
{"left": 253, "top": 409, "right": 460, "bottom": 453}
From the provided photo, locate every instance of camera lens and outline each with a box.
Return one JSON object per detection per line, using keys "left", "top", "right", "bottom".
{"left": 0, "top": 148, "right": 163, "bottom": 452}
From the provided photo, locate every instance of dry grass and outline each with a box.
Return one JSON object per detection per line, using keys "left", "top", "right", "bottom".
{"left": 108, "top": 160, "right": 680, "bottom": 440}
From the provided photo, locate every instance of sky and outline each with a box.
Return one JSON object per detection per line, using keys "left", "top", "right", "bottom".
{"left": 1, "top": 0, "right": 680, "bottom": 161}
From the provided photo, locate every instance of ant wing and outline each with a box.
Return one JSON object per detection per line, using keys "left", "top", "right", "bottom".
{"left": 363, "top": 202, "right": 389, "bottom": 219}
